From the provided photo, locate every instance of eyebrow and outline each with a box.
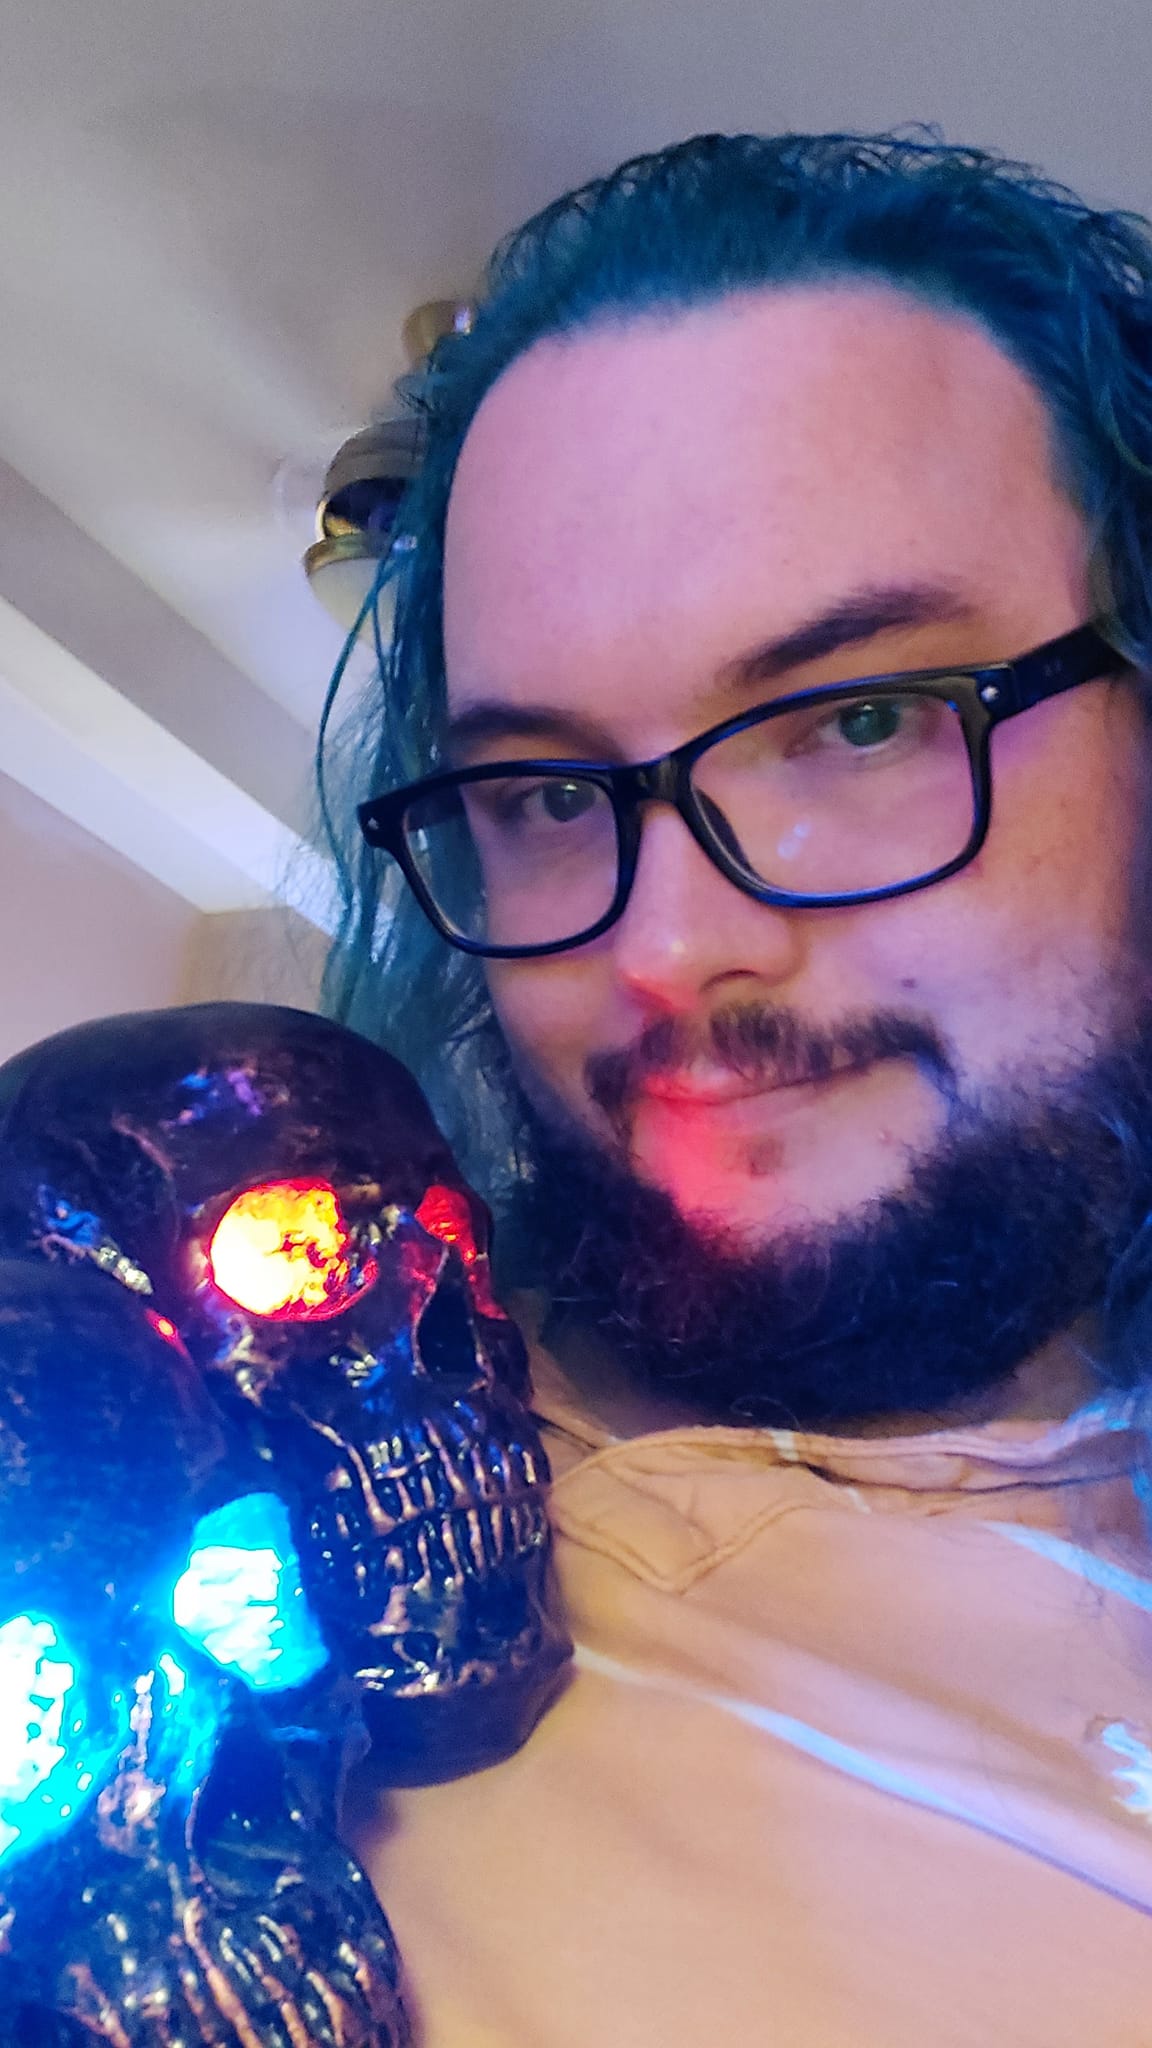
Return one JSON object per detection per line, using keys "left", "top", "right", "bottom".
{"left": 724, "top": 582, "right": 978, "bottom": 688}
{"left": 446, "top": 701, "right": 620, "bottom": 760}
{"left": 446, "top": 581, "right": 980, "bottom": 758}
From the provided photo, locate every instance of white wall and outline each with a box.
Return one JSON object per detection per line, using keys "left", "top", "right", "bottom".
{"left": 0, "top": 767, "right": 199, "bottom": 1061}
{"left": 0, "top": 770, "right": 328, "bottom": 1065}
{"left": 180, "top": 906, "right": 326, "bottom": 1012}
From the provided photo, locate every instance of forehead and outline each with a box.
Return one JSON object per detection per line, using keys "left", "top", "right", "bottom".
{"left": 442, "top": 286, "right": 1088, "bottom": 732}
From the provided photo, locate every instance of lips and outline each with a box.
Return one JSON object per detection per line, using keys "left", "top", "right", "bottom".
{"left": 637, "top": 1057, "right": 869, "bottom": 1108}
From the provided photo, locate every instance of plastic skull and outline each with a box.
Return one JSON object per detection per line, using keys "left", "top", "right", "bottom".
{"left": 0, "top": 1002, "right": 570, "bottom": 1780}
{"left": 0, "top": 1257, "right": 406, "bottom": 2047}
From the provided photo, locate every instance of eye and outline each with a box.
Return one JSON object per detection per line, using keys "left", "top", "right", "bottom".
{"left": 834, "top": 699, "right": 905, "bottom": 748}
{"left": 416, "top": 1184, "right": 505, "bottom": 1319}
{"left": 207, "top": 1181, "right": 378, "bottom": 1321}
{"left": 415, "top": 1185, "right": 480, "bottom": 1266}
{"left": 172, "top": 1493, "right": 329, "bottom": 1693}
{"left": 474, "top": 776, "right": 601, "bottom": 831}
{"left": 797, "top": 694, "right": 940, "bottom": 758}
{"left": 0, "top": 1613, "right": 127, "bottom": 1863}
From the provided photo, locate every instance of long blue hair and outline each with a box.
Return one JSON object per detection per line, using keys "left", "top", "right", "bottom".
{"left": 317, "top": 129, "right": 1152, "bottom": 1200}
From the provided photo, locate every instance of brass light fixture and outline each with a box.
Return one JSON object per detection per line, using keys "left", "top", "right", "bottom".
{"left": 304, "top": 300, "right": 472, "bottom": 637}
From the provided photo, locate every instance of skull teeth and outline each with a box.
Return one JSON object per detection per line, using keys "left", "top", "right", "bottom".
{"left": 401, "top": 1496, "right": 548, "bottom": 1581}
{"left": 365, "top": 1410, "right": 543, "bottom": 1518}
{"left": 308, "top": 1493, "right": 549, "bottom": 1602}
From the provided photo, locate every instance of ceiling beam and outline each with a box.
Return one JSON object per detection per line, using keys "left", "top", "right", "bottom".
{"left": 0, "top": 593, "right": 336, "bottom": 931}
{"left": 0, "top": 457, "right": 317, "bottom": 834}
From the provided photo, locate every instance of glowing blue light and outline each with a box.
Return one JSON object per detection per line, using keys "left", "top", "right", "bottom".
{"left": 172, "top": 1494, "right": 328, "bottom": 1692}
{"left": 148, "top": 1649, "right": 221, "bottom": 1806}
{"left": 157, "top": 1652, "right": 186, "bottom": 1697}
{"left": 0, "top": 1613, "right": 126, "bottom": 1865}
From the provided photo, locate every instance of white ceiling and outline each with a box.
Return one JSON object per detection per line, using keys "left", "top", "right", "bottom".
{"left": 2, "top": 0, "right": 1151, "bottom": 912}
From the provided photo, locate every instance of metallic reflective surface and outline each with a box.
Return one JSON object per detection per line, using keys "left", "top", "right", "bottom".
{"left": 0, "top": 1003, "right": 571, "bottom": 1779}
{"left": 0, "top": 1260, "right": 407, "bottom": 2046}
{"left": 173, "top": 1491, "right": 331, "bottom": 1692}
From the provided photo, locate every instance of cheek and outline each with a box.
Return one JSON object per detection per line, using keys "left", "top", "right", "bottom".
{"left": 990, "top": 690, "right": 1147, "bottom": 967}
{"left": 486, "top": 955, "right": 609, "bottom": 1105}
{"left": 865, "top": 690, "right": 1151, "bottom": 1077}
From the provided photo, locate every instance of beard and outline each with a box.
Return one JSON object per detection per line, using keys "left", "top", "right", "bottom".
{"left": 503, "top": 1001, "right": 1152, "bottom": 1430}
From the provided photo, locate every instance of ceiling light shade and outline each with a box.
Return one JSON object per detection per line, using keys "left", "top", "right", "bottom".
{"left": 303, "top": 301, "right": 473, "bottom": 640}
{"left": 303, "top": 418, "right": 422, "bottom": 636}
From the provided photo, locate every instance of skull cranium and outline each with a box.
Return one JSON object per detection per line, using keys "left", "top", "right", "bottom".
{"left": 0, "top": 1256, "right": 408, "bottom": 2047}
{"left": 0, "top": 1002, "right": 570, "bottom": 1781}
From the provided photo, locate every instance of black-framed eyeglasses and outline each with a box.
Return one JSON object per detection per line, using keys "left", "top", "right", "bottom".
{"left": 357, "top": 622, "right": 1125, "bottom": 960}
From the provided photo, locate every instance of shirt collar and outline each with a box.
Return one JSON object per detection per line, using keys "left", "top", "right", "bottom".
{"left": 526, "top": 1328, "right": 1143, "bottom": 1498}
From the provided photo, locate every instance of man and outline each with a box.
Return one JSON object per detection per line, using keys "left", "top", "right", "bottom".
{"left": 332, "top": 134, "right": 1152, "bottom": 2043}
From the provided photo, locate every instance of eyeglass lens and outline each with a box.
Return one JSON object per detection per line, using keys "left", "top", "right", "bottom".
{"left": 401, "top": 686, "right": 979, "bottom": 949}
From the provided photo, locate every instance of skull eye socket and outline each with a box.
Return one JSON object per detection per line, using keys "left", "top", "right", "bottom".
{"left": 415, "top": 1185, "right": 480, "bottom": 1265}
{"left": 0, "top": 1613, "right": 129, "bottom": 1865}
{"left": 207, "top": 1181, "right": 377, "bottom": 1322}
{"left": 416, "top": 1184, "right": 506, "bottom": 1319}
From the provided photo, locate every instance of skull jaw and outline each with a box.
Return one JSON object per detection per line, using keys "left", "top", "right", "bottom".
{"left": 317, "top": 1482, "right": 574, "bottom": 1782}
{"left": 354, "top": 1629, "right": 573, "bottom": 1784}
{"left": 236, "top": 1365, "right": 573, "bottom": 1782}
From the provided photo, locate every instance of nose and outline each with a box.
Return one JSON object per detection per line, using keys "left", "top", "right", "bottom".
{"left": 608, "top": 803, "right": 804, "bottom": 1015}
{"left": 414, "top": 1252, "right": 484, "bottom": 1388}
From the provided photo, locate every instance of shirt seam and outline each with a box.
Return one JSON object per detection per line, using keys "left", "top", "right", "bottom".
{"left": 553, "top": 1492, "right": 817, "bottom": 1595}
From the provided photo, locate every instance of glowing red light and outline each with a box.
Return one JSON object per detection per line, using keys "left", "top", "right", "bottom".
{"left": 146, "top": 1311, "right": 182, "bottom": 1347}
{"left": 415, "top": 1185, "right": 478, "bottom": 1264}
{"left": 416, "top": 1184, "right": 504, "bottom": 1317}
{"left": 207, "top": 1180, "right": 377, "bottom": 1322}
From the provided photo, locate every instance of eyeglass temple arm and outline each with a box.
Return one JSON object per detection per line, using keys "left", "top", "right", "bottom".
{"left": 994, "top": 624, "right": 1124, "bottom": 721}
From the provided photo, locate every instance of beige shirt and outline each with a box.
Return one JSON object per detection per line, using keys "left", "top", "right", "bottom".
{"left": 350, "top": 1357, "right": 1152, "bottom": 2047}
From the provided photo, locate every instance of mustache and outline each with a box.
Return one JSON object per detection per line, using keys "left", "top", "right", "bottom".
{"left": 585, "top": 1004, "right": 956, "bottom": 1137}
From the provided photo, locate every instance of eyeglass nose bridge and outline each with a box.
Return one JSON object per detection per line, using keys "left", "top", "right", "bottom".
{"left": 615, "top": 753, "right": 687, "bottom": 809}
{"left": 605, "top": 749, "right": 739, "bottom": 902}
{"left": 604, "top": 735, "right": 874, "bottom": 921}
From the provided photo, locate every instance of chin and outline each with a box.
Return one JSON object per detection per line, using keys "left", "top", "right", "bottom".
{"left": 627, "top": 1068, "right": 941, "bottom": 1240}
{"left": 640, "top": 1142, "right": 924, "bottom": 1244}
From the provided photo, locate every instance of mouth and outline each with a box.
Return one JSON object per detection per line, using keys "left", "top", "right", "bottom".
{"left": 636, "top": 1057, "right": 872, "bottom": 1110}
{"left": 338, "top": 1406, "right": 572, "bottom": 1780}
{"left": 307, "top": 1399, "right": 564, "bottom": 1672}
{"left": 365, "top": 1474, "right": 554, "bottom": 1600}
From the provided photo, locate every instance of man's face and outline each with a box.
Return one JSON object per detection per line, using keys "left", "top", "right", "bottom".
{"left": 443, "top": 286, "right": 1148, "bottom": 1257}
